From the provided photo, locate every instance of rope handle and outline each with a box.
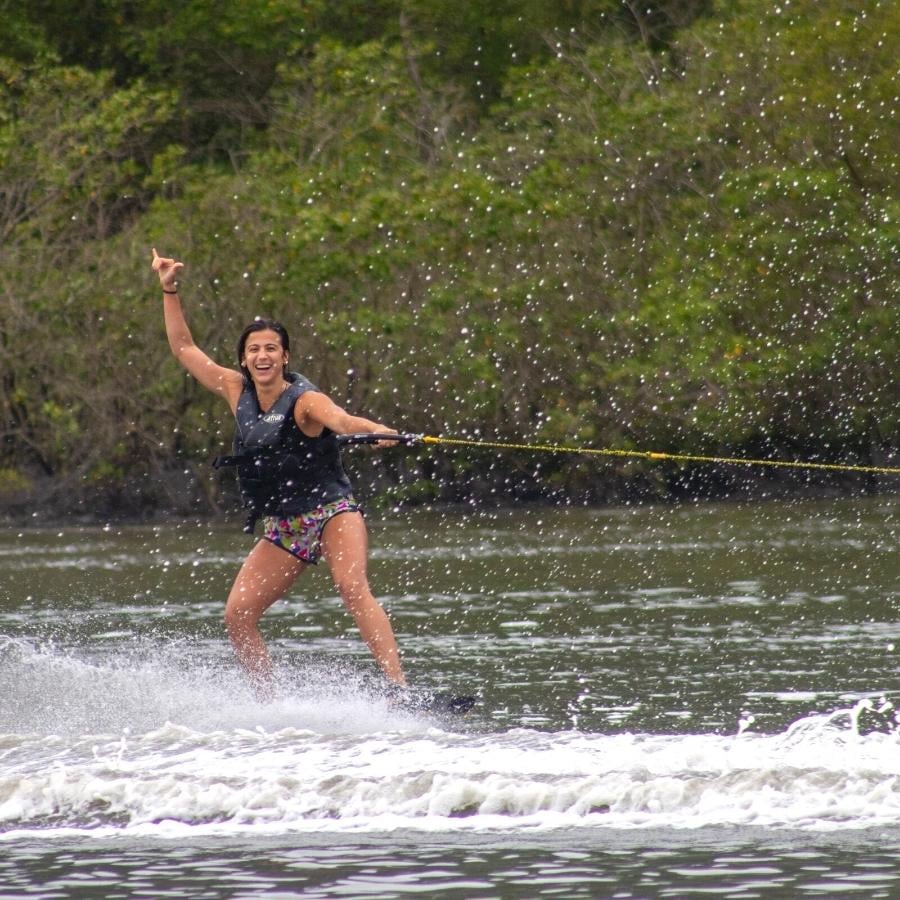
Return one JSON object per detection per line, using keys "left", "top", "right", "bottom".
{"left": 336, "top": 432, "right": 423, "bottom": 447}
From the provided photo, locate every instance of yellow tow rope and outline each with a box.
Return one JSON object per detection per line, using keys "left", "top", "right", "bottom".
{"left": 419, "top": 435, "right": 900, "bottom": 477}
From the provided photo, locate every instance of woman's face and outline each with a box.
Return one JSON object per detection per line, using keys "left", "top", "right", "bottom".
{"left": 241, "top": 329, "right": 288, "bottom": 386}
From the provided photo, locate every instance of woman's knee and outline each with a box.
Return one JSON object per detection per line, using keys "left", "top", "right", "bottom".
{"left": 335, "top": 577, "right": 374, "bottom": 612}
{"left": 224, "top": 590, "right": 260, "bottom": 634}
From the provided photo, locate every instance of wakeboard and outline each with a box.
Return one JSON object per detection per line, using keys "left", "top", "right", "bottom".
{"left": 388, "top": 686, "right": 477, "bottom": 716}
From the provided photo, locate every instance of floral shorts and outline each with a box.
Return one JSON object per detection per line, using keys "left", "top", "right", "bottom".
{"left": 262, "top": 496, "right": 361, "bottom": 565}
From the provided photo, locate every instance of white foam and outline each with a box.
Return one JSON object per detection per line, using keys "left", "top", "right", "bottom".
{"left": 3, "top": 640, "right": 900, "bottom": 839}
{"left": 4, "top": 720, "right": 900, "bottom": 839}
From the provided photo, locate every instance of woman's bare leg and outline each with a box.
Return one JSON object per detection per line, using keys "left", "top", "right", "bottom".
{"left": 321, "top": 512, "right": 407, "bottom": 686}
{"left": 224, "top": 539, "right": 305, "bottom": 699}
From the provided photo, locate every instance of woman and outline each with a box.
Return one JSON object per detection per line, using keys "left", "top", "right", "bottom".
{"left": 151, "top": 248, "right": 406, "bottom": 698}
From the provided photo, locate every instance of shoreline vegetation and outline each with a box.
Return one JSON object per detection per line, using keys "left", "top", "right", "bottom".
{"left": 3, "top": 460, "right": 896, "bottom": 528}
{"left": 2, "top": 1, "right": 897, "bottom": 521}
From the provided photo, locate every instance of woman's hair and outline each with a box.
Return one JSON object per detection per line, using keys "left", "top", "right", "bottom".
{"left": 237, "top": 317, "right": 291, "bottom": 379}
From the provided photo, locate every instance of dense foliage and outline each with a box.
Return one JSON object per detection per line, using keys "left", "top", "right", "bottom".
{"left": 1, "top": 0, "right": 897, "bottom": 517}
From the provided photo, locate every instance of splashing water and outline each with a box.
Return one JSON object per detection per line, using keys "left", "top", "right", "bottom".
{"left": 2, "top": 639, "right": 899, "bottom": 840}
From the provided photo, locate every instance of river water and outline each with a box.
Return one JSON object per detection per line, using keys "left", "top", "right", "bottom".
{"left": 1, "top": 497, "right": 899, "bottom": 897}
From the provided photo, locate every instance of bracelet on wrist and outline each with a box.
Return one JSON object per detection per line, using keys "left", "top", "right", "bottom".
{"left": 163, "top": 287, "right": 178, "bottom": 294}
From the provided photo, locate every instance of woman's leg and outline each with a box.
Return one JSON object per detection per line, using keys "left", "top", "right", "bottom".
{"left": 321, "top": 511, "right": 407, "bottom": 686}
{"left": 225, "top": 538, "right": 306, "bottom": 699}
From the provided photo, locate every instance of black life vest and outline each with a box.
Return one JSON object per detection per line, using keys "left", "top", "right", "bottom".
{"left": 213, "top": 372, "right": 352, "bottom": 532}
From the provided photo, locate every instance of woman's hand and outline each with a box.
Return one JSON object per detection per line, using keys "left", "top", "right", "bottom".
{"left": 151, "top": 248, "right": 184, "bottom": 292}
{"left": 371, "top": 425, "right": 402, "bottom": 448}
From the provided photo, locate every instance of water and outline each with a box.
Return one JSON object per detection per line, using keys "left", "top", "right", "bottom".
{"left": 1, "top": 497, "right": 899, "bottom": 897}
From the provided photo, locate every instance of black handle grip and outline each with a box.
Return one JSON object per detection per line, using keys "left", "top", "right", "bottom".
{"left": 336, "top": 433, "right": 422, "bottom": 447}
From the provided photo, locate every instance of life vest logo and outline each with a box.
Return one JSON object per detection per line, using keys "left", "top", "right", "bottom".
{"left": 262, "top": 413, "right": 285, "bottom": 424}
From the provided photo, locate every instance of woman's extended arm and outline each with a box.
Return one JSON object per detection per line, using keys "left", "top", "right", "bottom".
{"left": 295, "top": 391, "right": 397, "bottom": 441}
{"left": 151, "top": 249, "right": 241, "bottom": 403}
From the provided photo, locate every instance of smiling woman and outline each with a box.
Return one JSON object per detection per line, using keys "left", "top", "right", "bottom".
{"left": 238, "top": 318, "right": 292, "bottom": 382}
{"left": 149, "top": 249, "right": 408, "bottom": 698}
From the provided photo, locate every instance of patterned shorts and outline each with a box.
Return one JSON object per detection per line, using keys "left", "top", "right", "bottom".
{"left": 262, "top": 496, "right": 361, "bottom": 565}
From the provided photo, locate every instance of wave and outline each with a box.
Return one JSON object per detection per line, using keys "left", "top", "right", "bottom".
{"left": 1, "top": 640, "right": 899, "bottom": 838}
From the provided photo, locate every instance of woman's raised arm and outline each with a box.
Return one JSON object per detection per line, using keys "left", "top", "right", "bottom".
{"left": 151, "top": 248, "right": 241, "bottom": 403}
